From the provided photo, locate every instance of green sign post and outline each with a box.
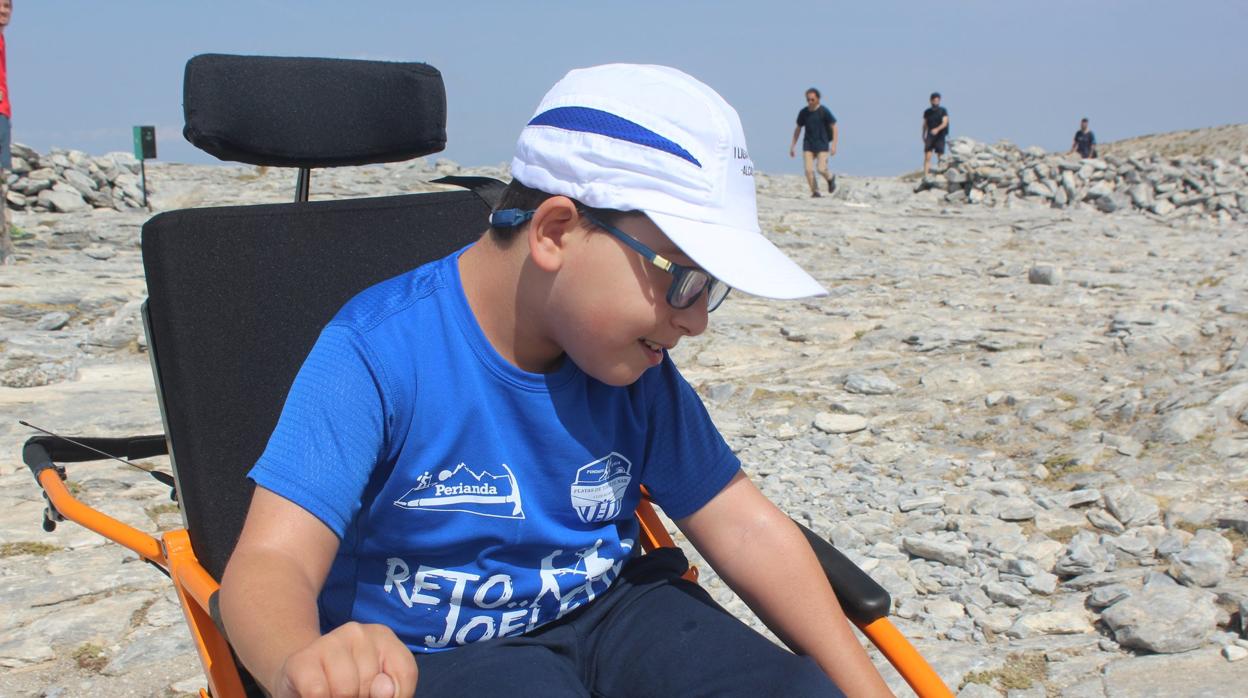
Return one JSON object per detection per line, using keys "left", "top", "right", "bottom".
{"left": 132, "top": 126, "right": 156, "bottom": 210}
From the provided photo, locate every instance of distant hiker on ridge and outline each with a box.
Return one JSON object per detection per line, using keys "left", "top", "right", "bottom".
{"left": 789, "top": 87, "right": 838, "bottom": 198}
{"left": 1071, "top": 118, "right": 1097, "bottom": 159}
{"left": 922, "top": 92, "right": 948, "bottom": 177}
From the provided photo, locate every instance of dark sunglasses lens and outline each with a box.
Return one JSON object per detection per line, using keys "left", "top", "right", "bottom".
{"left": 668, "top": 271, "right": 709, "bottom": 309}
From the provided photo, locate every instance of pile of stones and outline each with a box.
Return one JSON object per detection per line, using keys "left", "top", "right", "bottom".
{"left": 4, "top": 142, "right": 151, "bottom": 213}
{"left": 918, "top": 137, "right": 1248, "bottom": 222}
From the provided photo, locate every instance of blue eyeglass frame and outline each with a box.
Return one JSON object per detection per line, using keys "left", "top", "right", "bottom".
{"left": 489, "top": 208, "right": 731, "bottom": 312}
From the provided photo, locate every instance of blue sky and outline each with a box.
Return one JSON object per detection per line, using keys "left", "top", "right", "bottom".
{"left": 9, "top": 1, "right": 1247, "bottom": 176}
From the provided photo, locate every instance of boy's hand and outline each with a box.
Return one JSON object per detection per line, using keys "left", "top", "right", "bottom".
{"left": 274, "top": 622, "right": 418, "bottom": 698}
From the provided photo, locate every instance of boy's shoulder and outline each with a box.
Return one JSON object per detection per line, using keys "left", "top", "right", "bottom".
{"left": 330, "top": 253, "right": 454, "bottom": 336}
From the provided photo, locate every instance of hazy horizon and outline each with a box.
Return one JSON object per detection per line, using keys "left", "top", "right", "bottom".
{"left": 9, "top": 2, "right": 1247, "bottom": 176}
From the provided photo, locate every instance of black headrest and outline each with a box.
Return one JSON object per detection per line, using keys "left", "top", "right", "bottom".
{"left": 182, "top": 54, "right": 447, "bottom": 168}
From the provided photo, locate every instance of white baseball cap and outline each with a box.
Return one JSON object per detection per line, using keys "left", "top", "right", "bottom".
{"left": 511, "top": 63, "right": 827, "bottom": 300}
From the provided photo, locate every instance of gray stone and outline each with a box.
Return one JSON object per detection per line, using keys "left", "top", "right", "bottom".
{"left": 1101, "top": 585, "right": 1218, "bottom": 653}
{"left": 37, "top": 188, "right": 89, "bottom": 212}
{"left": 1169, "top": 530, "right": 1233, "bottom": 588}
{"left": 101, "top": 627, "right": 195, "bottom": 676}
{"left": 844, "top": 373, "right": 899, "bottom": 395}
{"left": 1024, "top": 572, "right": 1059, "bottom": 595}
{"left": 1094, "top": 193, "right": 1125, "bottom": 213}
{"left": 0, "top": 633, "right": 55, "bottom": 668}
{"left": 1055, "top": 533, "right": 1112, "bottom": 577}
{"left": 902, "top": 536, "right": 972, "bottom": 568}
{"left": 1223, "top": 644, "right": 1248, "bottom": 662}
{"left": 1051, "top": 489, "right": 1102, "bottom": 509}
{"left": 1006, "top": 610, "right": 1094, "bottom": 638}
{"left": 1087, "top": 584, "right": 1132, "bottom": 609}
{"left": 1150, "top": 198, "right": 1176, "bottom": 216}
{"left": 1158, "top": 408, "right": 1213, "bottom": 444}
{"left": 898, "top": 494, "right": 945, "bottom": 513}
{"left": 813, "top": 412, "right": 867, "bottom": 434}
{"left": 1025, "top": 181, "right": 1053, "bottom": 199}
{"left": 1099, "top": 433, "right": 1142, "bottom": 457}
{"left": 1103, "top": 648, "right": 1246, "bottom": 697}
{"left": 1028, "top": 264, "right": 1063, "bottom": 286}
{"left": 34, "top": 312, "right": 71, "bottom": 331}
{"left": 985, "top": 580, "right": 1031, "bottom": 607}
{"left": 62, "top": 168, "right": 99, "bottom": 196}
{"left": 1102, "top": 486, "right": 1160, "bottom": 527}
{"left": 83, "top": 245, "right": 117, "bottom": 260}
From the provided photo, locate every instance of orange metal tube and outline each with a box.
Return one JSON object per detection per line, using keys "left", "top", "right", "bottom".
{"left": 37, "top": 468, "right": 165, "bottom": 564}
{"left": 164, "top": 529, "right": 247, "bottom": 698}
{"left": 858, "top": 618, "right": 953, "bottom": 698}
{"left": 634, "top": 496, "right": 673, "bottom": 553}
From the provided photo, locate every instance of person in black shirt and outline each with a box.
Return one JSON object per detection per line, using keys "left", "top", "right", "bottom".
{"left": 1071, "top": 118, "right": 1097, "bottom": 159}
{"left": 922, "top": 92, "right": 949, "bottom": 176}
{"left": 789, "top": 87, "right": 838, "bottom": 197}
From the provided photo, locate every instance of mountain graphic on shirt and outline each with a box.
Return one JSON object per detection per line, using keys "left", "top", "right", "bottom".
{"left": 394, "top": 462, "right": 524, "bottom": 519}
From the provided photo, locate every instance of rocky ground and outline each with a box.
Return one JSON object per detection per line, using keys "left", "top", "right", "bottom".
{"left": 1102, "top": 124, "right": 1248, "bottom": 162}
{"left": 1, "top": 147, "right": 1246, "bottom": 697}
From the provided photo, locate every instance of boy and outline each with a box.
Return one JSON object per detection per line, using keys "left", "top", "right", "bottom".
{"left": 789, "top": 87, "right": 838, "bottom": 197}
{"left": 1070, "top": 118, "right": 1096, "bottom": 159}
{"left": 220, "top": 64, "right": 892, "bottom": 698}
{"left": 921, "top": 92, "right": 948, "bottom": 176}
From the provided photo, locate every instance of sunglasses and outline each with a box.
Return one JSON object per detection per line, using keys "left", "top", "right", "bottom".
{"left": 582, "top": 214, "right": 730, "bottom": 312}
{"left": 489, "top": 208, "right": 730, "bottom": 312}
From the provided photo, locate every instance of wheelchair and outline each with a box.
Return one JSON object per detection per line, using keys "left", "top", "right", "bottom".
{"left": 23, "top": 54, "right": 953, "bottom": 697}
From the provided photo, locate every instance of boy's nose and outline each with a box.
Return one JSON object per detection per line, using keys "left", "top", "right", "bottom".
{"left": 670, "top": 299, "right": 709, "bottom": 338}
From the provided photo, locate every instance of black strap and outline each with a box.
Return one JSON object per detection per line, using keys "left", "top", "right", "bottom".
{"left": 432, "top": 176, "right": 508, "bottom": 210}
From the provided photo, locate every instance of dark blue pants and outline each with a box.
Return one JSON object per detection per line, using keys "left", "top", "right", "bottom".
{"left": 414, "top": 548, "right": 844, "bottom": 697}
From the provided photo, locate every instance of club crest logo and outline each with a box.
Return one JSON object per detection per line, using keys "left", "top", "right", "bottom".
{"left": 570, "top": 452, "right": 632, "bottom": 524}
{"left": 394, "top": 462, "right": 524, "bottom": 519}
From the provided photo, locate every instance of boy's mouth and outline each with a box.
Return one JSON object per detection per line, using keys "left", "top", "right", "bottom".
{"left": 639, "top": 338, "right": 668, "bottom": 361}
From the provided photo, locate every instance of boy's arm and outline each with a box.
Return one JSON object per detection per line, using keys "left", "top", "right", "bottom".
{"left": 830, "top": 122, "right": 839, "bottom": 156}
{"left": 790, "top": 125, "right": 802, "bottom": 157}
{"left": 677, "top": 471, "right": 893, "bottom": 698}
{"left": 220, "top": 487, "right": 417, "bottom": 698}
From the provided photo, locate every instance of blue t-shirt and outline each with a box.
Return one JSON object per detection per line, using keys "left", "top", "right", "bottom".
{"left": 250, "top": 248, "right": 740, "bottom": 652}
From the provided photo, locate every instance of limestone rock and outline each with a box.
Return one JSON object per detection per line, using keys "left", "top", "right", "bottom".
{"left": 1101, "top": 585, "right": 1218, "bottom": 653}
{"left": 813, "top": 412, "right": 867, "bottom": 434}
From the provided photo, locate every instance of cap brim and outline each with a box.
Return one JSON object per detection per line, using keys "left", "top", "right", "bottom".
{"left": 645, "top": 211, "right": 828, "bottom": 300}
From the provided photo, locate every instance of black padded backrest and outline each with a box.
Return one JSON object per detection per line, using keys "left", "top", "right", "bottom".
{"left": 142, "top": 191, "right": 489, "bottom": 579}
{"left": 183, "top": 54, "right": 448, "bottom": 167}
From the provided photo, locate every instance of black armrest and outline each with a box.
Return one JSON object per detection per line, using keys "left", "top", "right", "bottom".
{"left": 793, "top": 520, "right": 891, "bottom": 626}
{"left": 23, "top": 434, "right": 168, "bottom": 465}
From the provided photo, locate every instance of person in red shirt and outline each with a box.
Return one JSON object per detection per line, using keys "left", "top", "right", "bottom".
{"left": 0, "top": 0, "right": 13, "bottom": 265}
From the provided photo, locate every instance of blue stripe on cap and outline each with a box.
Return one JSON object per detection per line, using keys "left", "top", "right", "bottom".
{"left": 528, "top": 106, "right": 701, "bottom": 168}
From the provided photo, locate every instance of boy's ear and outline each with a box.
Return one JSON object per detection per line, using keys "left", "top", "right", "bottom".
{"left": 527, "top": 196, "right": 582, "bottom": 272}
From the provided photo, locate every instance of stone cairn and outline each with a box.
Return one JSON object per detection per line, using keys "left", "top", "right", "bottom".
{"left": 917, "top": 137, "right": 1248, "bottom": 222}
{"left": 4, "top": 142, "right": 152, "bottom": 213}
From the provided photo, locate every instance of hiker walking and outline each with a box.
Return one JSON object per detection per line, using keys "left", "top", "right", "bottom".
{"left": 1071, "top": 118, "right": 1097, "bottom": 159}
{"left": 789, "top": 87, "right": 837, "bottom": 197}
{"left": 922, "top": 92, "right": 948, "bottom": 177}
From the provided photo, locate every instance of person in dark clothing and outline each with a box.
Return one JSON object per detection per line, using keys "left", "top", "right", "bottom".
{"left": 922, "top": 92, "right": 948, "bottom": 177}
{"left": 1071, "top": 118, "right": 1097, "bottom": 159}
{"left": 0, "top": 0, "right": 13, "bottom": 265}
{"left": 789, "top": 87, "right": 838, "bottom": 197}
